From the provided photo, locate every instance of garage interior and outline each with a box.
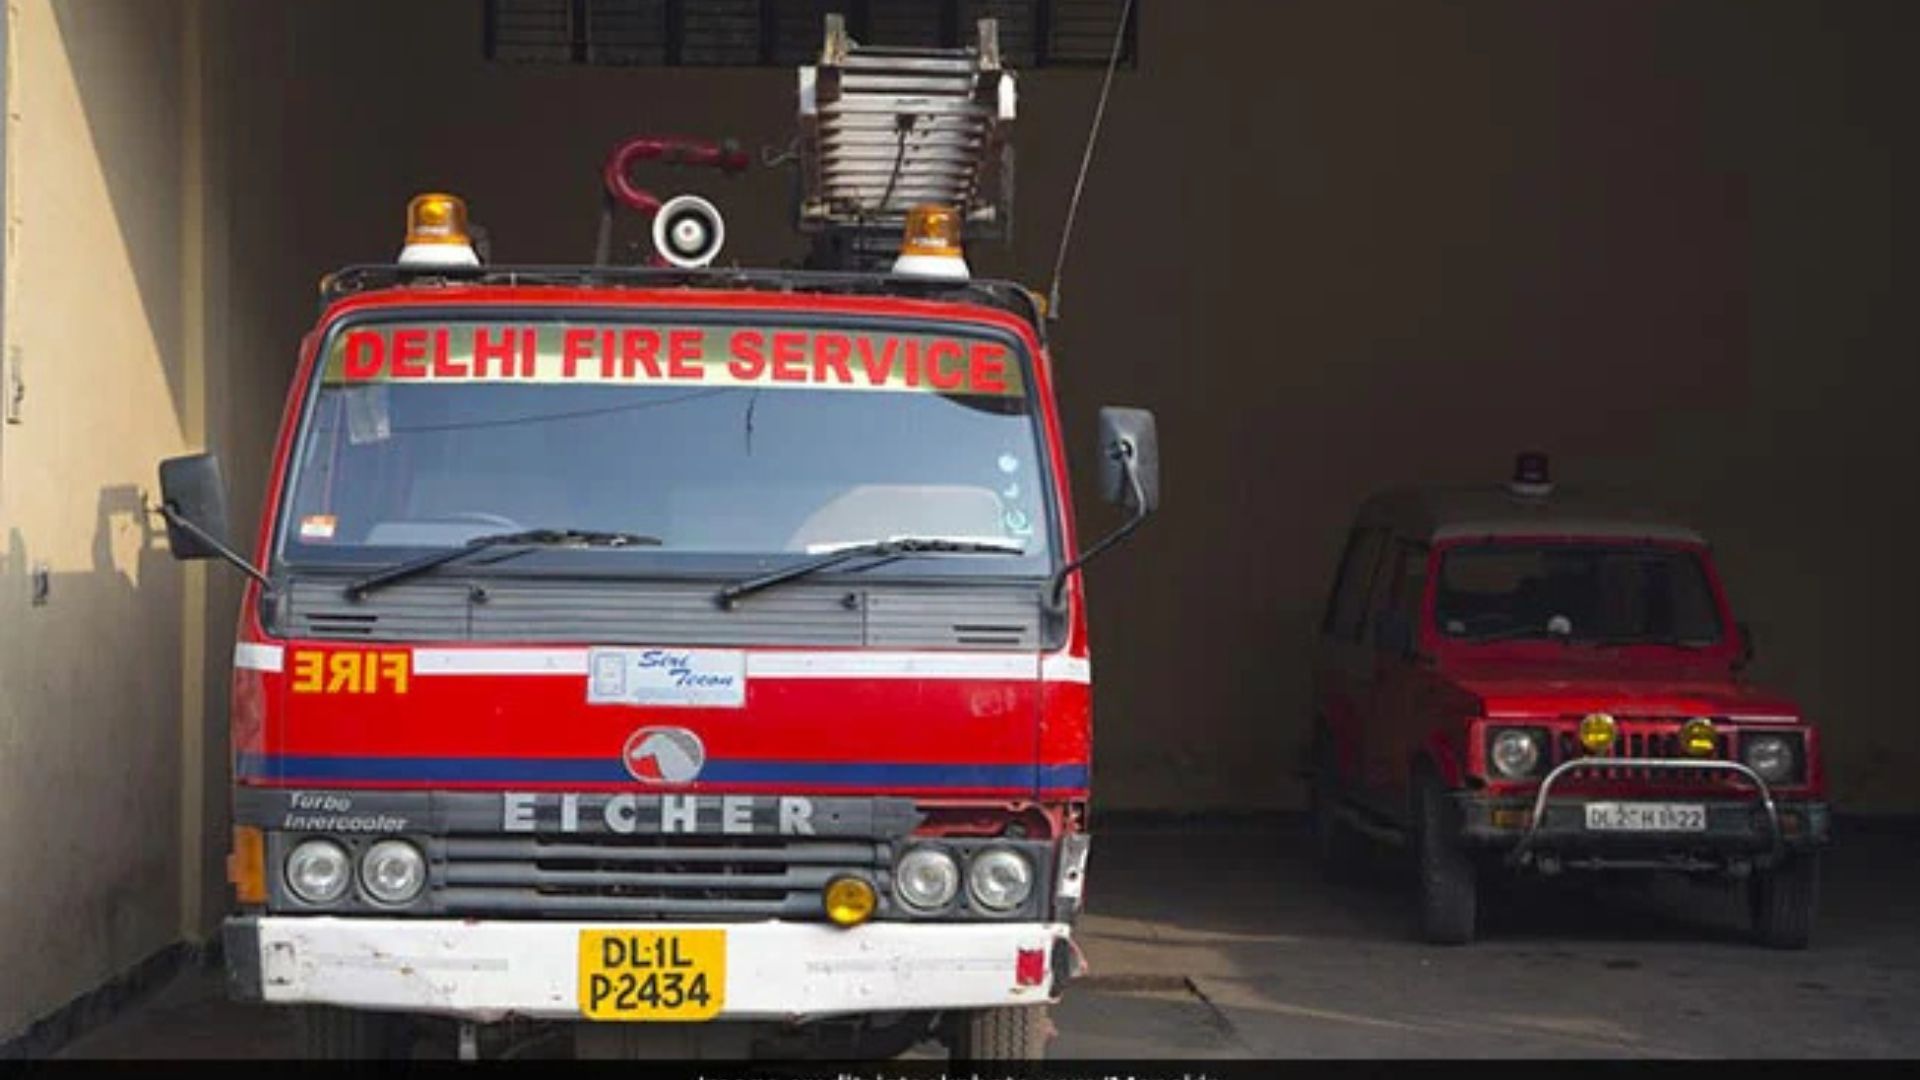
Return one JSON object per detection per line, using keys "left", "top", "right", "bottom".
{"left": 0, "top": 0, "right": 1914, "bottom": 1054}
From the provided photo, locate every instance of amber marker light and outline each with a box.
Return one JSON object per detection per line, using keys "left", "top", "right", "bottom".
{"left": 823, "top": 875, "right": 878, "bottom": 927}
{"left": 227, "top": 825, "right": 266, "bottom": 904}
{"left": 398, "top": 193, "right": 480, "bottom": 267}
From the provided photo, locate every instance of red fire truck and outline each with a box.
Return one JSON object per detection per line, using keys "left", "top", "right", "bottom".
{"left": 154, "top": 20, "right": 1157, "bottom": 1060}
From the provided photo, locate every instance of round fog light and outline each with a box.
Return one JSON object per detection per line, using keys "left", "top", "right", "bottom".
{"left": 823, "top": 875, "right": 878, "bottom": 927}
{"left": 1578, "top": 712, "right": 1617, "bottom": 755}
{"left": 1680, "top": 717, "right": 1717, "bottom": 758}
{"left": 894, "top": 847, "right": 960, "bottom": 911}
{"left": 285, "top": 839, "right": 352, "bottom": 905}
{"left": 967, "top": 849, "right": 1034, "bottom": 912}
{"left": 359, "top": 839, "right": 426, "bottom": 905}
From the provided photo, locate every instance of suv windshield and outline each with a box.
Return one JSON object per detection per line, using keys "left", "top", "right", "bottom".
{"left": 1436, "top": 543, "right": 1723, "bottom": 645}
{"left": 278, "top": 316, "right": 1051, "bottom": 575}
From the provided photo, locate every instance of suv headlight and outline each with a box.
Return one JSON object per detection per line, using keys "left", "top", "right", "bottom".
{"left": 1741, "top": 734, "right": 1797, "bottom": 783}
{"left": 1489, "top": 729, "right": 1544, "bottom": 779}
{"left": 967, "top": 849, "right": 1034, "bottom": 913}
{"left": 285, "top": 839, "right": 352, "bottom": 905}
{"left": 360, "top": 839, "right": 427, "bottom": 905}
{"left": 894, "top": 847, "right": 960, "bottom": 911}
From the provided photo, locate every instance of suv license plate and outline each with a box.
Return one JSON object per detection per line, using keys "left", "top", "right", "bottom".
{"left": 578, "top": 929, "right": 725, "bottom": 1021}
{"left": 1584, "top": 802, "right": 1707, "bottom": 832}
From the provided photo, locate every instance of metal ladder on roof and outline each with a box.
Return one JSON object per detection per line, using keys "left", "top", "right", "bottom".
{"left": 796, "top": 13, "right": 1017, "bottom": 270}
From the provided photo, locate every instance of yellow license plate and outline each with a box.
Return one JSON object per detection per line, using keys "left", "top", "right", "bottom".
{"left": 577, "top": 929, "right": 726, "bottom": 1021}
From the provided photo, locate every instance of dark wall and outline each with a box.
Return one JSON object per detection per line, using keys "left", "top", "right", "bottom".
{"left": 215, "top": 0, "right": 1917, "bottom": 811}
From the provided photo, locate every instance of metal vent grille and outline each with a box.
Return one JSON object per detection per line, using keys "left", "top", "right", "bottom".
{"left": 485, "top": 0, "right": 1136, "bottom": 69}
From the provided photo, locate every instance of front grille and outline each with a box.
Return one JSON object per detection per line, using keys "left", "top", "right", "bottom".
{"left": 1548, "top": 721, "right": 1742, "bottom": 788}
{"left": 434, "top": 835, "right": 890, "bottom": 920}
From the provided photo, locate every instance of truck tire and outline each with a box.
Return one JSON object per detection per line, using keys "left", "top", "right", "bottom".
{"left": 1309, "top": 733, "right": 1364, "bottom": 880}
{"left": 1413, "top": 775, "right": 1477, "bottom": 945}
{"left": 297, "top": 1006, "right": 412, "bottom": 1059}
{"left": 1751, "top": 853, "right": 1820, "bottom": 950}
{"left": 949, "top": 1005, "right": 1051, "bottom": 1061}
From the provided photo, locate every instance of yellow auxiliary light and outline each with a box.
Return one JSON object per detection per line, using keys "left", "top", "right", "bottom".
{"left": 1578, "top": 712, "right": 1617, "bottom": 755}
{"left": 1680, "top": 717, "right": 1717, "bottom": 758}
{"left": 823, "top": 875, "right": 878, "bottom": 927}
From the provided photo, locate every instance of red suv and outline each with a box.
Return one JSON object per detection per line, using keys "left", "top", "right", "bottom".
{"left": 1308, "top": 456, "right": 1829, "bottom": 947}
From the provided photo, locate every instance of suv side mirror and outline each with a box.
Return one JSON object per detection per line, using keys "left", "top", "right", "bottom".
{"left": 157, "top": 453, "right": 271, "bottom": 588}
{"left": 1373, "top": 608, "right": 1415, "bottom": 658}
{"left": 1045, "top": 406, "right": 1161, "bottom": 611}
{"left": 1096, "top": 407, "right": 1160, "bottom": 514}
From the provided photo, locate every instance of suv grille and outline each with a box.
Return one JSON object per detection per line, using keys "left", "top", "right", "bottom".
{"left": 1548, "top": 720, "right": 1744, "bottom": 788}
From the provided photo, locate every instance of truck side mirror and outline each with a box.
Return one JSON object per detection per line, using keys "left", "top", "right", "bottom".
{"left": 159, "top": 453, "right": 233, "bottom": 560}
{"left": 1097, "top": 406, "right": 1160, "bottom": 514}
{"left": 1045, "top": 406, "right": 1161, "bottom": 612}
{"left": 157, "top": 453, "right": 272, "bottom": 588}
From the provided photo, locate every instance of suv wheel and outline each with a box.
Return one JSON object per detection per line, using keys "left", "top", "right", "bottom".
{"left": 947, "top": 1005, "right": 1052, "bottom": 1061}
{"left": 1413, "top": 774, "right": 1477, "bottom": 945}
{"left": 1751, "top": 853, "right": 1820, "bottom": 950}
{"left": 298, "top": 1006, "right": 413, "bottom": 1059}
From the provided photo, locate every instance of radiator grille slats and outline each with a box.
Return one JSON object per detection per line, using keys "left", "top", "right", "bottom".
{"left": 435, "top": 835, "right": 889, "bottom": 920}
{"left": 1549, "top": 718, "right": 1740, "bottom": 789}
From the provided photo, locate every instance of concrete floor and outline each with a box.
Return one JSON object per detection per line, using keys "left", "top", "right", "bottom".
{"left": 56, "top": 820, "right": 1920, "bottom": 1059}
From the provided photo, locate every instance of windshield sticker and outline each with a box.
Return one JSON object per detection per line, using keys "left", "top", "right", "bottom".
{"left": 299, "top": 515, "right": 338, "bottom": 541}
{"left": 324, "top": 323, "right": 1023, "bottom": 398}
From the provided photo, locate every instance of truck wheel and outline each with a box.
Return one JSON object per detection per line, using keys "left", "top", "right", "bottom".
{"left": 1309, "top": 734, "right": 1364, "bottom": 880}
{"left": 948, "top": 1005, "right": 1051, "bottom": 1061}
{"left": 1413, "top": 776, "right": 1477, "bottom": 945}
{"left": 1751, "top": 853, "right": 1820, "bottom": 950}
{"left": 297, "top": 1006, "right": 412, "bottom": 1059}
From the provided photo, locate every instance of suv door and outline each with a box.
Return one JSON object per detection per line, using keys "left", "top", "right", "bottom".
{"left": 1363, "top": 540, "right": 1432, "bottom": 811}
{"left": 1313, "top": 524, "right": 1392, "bottom": 803}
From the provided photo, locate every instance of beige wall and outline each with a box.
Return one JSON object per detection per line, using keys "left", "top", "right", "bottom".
{"left": 0, "top": 0, "right": 226, "bottom": 1040}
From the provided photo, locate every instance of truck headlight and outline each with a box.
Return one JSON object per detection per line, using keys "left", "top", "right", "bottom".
{"left": 967, "top": 849, "right": 1034, "bottom": 913}
{"left": 1489, "top": 729, "right": 1544, "bottom": 779}
{"left": 359, "top": 839, "right": 427, "bottom": 905}
{"left": 894, "top": 847, "right": 960, "bottom": 911}
{"left": 1741, "top": 735, "right": 1796, "bottom": 783}
{"left": 285, "top": 839, "right": 352, "bottom": 905}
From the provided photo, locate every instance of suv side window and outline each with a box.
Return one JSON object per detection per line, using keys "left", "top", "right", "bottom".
{"left": 1394, "top": 543, "right": 1430, "bottom": 626}
{"left": 1324, "top": 526, "right": 1389, "bottom": 642}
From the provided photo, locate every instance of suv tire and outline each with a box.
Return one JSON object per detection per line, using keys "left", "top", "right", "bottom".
{"left": 1413, "top": 774, "right": 1477, "bottom": 945}
{"left": 1751, "top": 852, "right": 1820, "bottom": 950}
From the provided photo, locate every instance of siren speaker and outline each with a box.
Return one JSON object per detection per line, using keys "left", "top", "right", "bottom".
{"left": 651, "top": 194, "right": 726, "bottom": 268}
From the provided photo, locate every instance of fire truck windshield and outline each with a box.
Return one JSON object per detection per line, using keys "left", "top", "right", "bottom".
{"left": 276, "top": 317, "right": 1052, "bottom": 580}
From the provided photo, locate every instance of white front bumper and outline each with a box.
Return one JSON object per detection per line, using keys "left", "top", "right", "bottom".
{"left": 237, "top": 916, "right": 1069, "bottom": 1022}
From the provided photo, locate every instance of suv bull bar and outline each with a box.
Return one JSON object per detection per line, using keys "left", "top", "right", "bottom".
{"left": 1506, "top": 757, "right": 1783, "bottom": 868}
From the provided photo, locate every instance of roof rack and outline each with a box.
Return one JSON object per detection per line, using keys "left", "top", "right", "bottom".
{"left": 796, "top": 14, "right": 1016, "bottom": 270}
{"left": 316, "top": 263, "right": 1047, "bottom": 340}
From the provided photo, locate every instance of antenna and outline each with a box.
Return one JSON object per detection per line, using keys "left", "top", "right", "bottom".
{"left": 1047, "top": 0, "right": 1135, "bottom": 320}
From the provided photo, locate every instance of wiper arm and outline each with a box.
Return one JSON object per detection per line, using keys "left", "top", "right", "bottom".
{"left": 1575, "top": 634, "right": 1712, "bottom": 649}
{"left": 715, "top": 535, "right": 1025, "bottom": 610}
{"left": 343, "top": 528, "right": 661, "bottom": 600}
{"left": 1455, "top": 624, "right": 1566, "bottom": 644}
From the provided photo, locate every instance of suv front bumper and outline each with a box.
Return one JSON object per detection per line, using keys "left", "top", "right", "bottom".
{"left": 1454, "top": 794, "right": 1830, "bottom": 864}
{"left": 224, "top": 916, "right": 1070, "bottom": 1022}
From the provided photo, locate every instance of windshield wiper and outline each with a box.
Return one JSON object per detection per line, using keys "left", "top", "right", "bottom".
{"left": 343, "top": 528, "right": 661, "bottom": 600}
{"left": 1574, "top": 634, "right": 1713, "bottom": 649}
{"left": 715, "top": 536, "right": 1026, "bottom": 610}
